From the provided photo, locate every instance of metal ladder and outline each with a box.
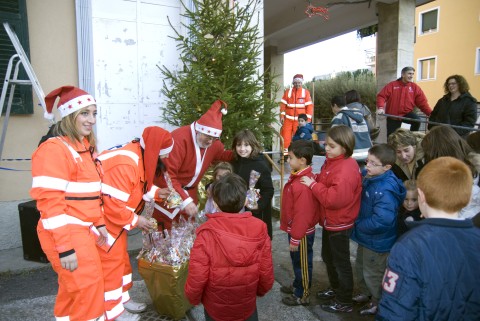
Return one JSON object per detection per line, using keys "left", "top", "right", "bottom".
{"left": 0, "top": 22, "right": 48, "bottom": 160}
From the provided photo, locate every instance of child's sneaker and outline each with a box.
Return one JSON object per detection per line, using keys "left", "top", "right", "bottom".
{"left": 359, "top": 302, "right": 378, "bottom": 315}
{"left": 281, "top": 294, "right": 310, "bottom": 306}
{"left": 280, "top": 284, "right": 294, "bottom": 294}
{"left": 316, "top": 288, "right": 336, "bottom": 300}
{"left": 321, "top": 300, "right": 353, "bottom": 313}
{"left": 352, "top": 293, "right": 371, "bottom": 304}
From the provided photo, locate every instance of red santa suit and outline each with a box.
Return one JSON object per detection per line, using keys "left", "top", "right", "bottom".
{"left": 98, "top": 127, "right": 173, "bottom": 320}
{"left": 31, "top": 86, "right": 105, "bottom": 321}
{"left": 153, "top": 100, "right": 233, "bottom": 230}
{"left": 280, "top": 74, "right": 314, "bottom": 151}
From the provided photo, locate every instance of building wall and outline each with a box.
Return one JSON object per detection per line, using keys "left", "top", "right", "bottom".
{"left": 0, "top": 0, "right": 77, "bottom": 249}
{"left": 414, "top": 0, "right": 480, "bottom": 106}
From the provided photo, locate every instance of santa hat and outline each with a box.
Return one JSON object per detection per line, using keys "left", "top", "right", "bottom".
{"left": 140, "top": 126, "right": 174, "bottom": 190}
{"left": 194, "top": 100, "right": 228, "bottom": 138}
{"left": 292, "top": 74, "right": 304, "bottom": 83}
{"left": 44, "top": 86, "right": 96, "bottom": 120}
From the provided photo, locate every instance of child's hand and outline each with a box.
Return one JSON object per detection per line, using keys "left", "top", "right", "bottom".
{"left": 300, "top": 176, "right": 314, "bottom": 187}
{"left": 289, "top": 244, "right": 299, "bottom": 252}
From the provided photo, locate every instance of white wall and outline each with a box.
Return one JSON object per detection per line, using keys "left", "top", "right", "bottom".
{"left": 91, "top": 0, "right": 182, "bottom": 151}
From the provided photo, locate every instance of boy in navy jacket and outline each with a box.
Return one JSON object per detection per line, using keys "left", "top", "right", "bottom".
{"left": 377, "top": 157, "right": 480, "bottom": 320}
{"left": 292, "top": 113, "right": 313, "bottom": 142}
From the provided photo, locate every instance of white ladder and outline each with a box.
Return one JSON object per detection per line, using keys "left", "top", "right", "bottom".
{"left": 0, "top": 22, "right": 48, "bottom": 160}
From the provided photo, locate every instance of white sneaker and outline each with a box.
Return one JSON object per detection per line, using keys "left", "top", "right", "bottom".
{"left": 115, "top": 310, "right": 140, "bottom": 321}
{"left": 123, "top": 300, "right": 147, "bottom": 313}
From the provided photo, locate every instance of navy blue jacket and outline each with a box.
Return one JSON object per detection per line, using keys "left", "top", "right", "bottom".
{"left": 377, "top": 218, "right": 480, "bottom": 321}
{"left": 351, "top": 170, "right": 406, "bottom": 253}
{"left": 292, "top": 122, "right": 313, "bottom": 141}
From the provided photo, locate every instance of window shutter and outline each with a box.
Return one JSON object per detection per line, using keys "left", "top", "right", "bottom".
{"left": 0, "top": 0, "right": 33, "bottom": 115}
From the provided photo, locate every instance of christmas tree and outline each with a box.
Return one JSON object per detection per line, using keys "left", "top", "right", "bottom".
{"left": 160, "top": 0, "right": 279, "bottom": 148}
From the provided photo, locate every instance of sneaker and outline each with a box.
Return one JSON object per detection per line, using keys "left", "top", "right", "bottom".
{"left": 316, "top": 288, "right": 336, "bottom": 300}
{"left": 321, "top": 300, "right": 353, "bottom": 313}
{"left": 123, "top": 299, "right": 147, "bottom": 313}
{"left": 280, "top": 284, "right": 294, "bottom": 294}
{"left": 115, "top": 310, "right": 141, "bottom": 321}
{"left": 352, "top": 293, "right": 371, "bottom": 304}
{"left": 281, "top": 294, "right": 310, "bottom": 306}
{"left": 359, "top": 302, "right": 378, "bottom": 316}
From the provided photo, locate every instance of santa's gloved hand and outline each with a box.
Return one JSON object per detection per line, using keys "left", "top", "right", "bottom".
{"left": 143, "top": 185, "right": 159, "bottom": 202}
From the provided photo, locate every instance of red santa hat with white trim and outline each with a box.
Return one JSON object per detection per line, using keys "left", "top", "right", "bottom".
{"left": 44, "top": 86, "right": 96, "bottom": 120}
{"left": 194, "top": 100, "right": 228, "bottom": 138}
{"left": 140, "top": 126, "right": 174, "bottom": 190}
{"left": 292, "top": 74, "right": 304, "bottom": 83}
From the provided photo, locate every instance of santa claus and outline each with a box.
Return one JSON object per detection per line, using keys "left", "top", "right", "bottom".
{"left": 152, "top": 100, "right": 233, "bottom": 230}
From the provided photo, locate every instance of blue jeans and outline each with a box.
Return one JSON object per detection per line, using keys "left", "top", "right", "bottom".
{"left": 321, "top": 228, "right": 353, "bottom": 304}
{"left": 288, "top": 233, "right": 315, "bottom": 299}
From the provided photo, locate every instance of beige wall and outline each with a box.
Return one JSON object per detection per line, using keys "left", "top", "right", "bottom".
{"left": 414, "top": 0, "right": 480, "bottom": 107}
{"left": 1, "top": 0, "right": 78, "bottom": 202}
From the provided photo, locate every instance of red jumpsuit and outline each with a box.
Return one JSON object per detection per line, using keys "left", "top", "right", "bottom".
{"left": 153, "top": 123, "right": 232, "bottom": 230}
{"left": 97, "top": 141, "right": 163, "bottom": 320}
{"left": 280, "top": 87, "right": 313, "bottom": 150}
{"left": 31, "top": 137, "right": 105, "bottom": 321}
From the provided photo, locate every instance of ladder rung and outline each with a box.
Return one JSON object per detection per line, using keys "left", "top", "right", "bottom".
{"left": 8, "top": 80, "right": 32, "bottom": 85}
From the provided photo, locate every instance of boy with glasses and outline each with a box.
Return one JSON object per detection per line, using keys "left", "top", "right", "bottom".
{"left": 350, "top": 144, "right": 406, "bottom": 315}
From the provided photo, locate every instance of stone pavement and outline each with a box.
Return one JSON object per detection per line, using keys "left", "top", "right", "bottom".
{"left": 0, "top": 219, "right": 374, "bottom": 321}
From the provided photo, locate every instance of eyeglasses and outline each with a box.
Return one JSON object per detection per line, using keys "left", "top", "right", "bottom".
{"left": 447, "top": 82, "right": 457, "bottom": 86}
{"left": 365, "top": 159, "right": 383, "bottom": 167}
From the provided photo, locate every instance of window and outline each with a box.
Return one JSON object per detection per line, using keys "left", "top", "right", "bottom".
{"left": 0, "top": 0, "right": 32, "bottom": 115}
{"left": 475, "top": 48, "right": 480, "bottom": 75}
{"left": 418, "top": 57, "right": 436, "bottom": 81}
{"left": 419, "top": 8, "right": 439, "bottom": 35}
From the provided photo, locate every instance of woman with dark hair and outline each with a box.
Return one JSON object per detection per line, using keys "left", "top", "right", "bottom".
{"left": 421, "top": 126, "right": 480, "bottom": 219}
{"left": 429, "top": 75, "right": 478, "bottom": 137}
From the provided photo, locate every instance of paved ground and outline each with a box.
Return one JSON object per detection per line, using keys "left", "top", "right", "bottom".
{"left": 0, "top": 219, "right": 374, "bottom": 321}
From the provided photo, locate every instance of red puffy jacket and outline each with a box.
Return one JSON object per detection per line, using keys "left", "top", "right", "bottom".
{"left": 185, "top": 212, "right": 274, "bottom": 321}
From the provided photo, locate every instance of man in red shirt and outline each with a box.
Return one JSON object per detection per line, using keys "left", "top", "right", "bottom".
{"left": 376, "top": 67, "right": 432, "bottom": 136}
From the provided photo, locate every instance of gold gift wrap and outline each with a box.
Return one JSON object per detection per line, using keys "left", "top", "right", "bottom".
{"left": 138, "top": 258, "right": 193, "bottom": 320}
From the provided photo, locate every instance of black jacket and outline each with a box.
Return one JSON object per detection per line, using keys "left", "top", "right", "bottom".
{"left": 231, "top": 155, "right": 274, "bottom": 238}
{"left": 429, "top": 92, "right": 478, "bottom": 137}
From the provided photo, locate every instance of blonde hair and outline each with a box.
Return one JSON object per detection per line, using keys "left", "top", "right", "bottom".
{"left": 417, "top": 157, "right": 472, "bottom": 213}
{"left": 403, "top": 179, "right": 417, "bottom": 192}
{"left": 52, "top": 107, "right": 97, "bottom": 148}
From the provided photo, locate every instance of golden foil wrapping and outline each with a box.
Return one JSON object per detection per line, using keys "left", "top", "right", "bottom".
{"left": 138, "top": 259, "right": 192, "bottom": 320}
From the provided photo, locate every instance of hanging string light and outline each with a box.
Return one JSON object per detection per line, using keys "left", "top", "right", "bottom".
{"left": 305, "top": 1, "right": 329, "bottom": 19}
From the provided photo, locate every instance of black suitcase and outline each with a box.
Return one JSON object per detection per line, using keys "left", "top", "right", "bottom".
{"left": 18, "top": 200, "right": 49, "bottom": 263}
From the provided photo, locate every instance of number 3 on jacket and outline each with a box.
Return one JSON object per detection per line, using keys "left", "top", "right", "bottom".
{"left": 383, "top": 268, "right": 399, "bottom": 293}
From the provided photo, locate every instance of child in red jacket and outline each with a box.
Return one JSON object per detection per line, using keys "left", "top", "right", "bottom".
{"left": 185, "top": 174, "right": 274, "bottom": 321}
{"left": 280, "top": 140, "right": 320, "bottom": 306}
{"left": 301, "top": 125, "right": 362, "bottom": 314}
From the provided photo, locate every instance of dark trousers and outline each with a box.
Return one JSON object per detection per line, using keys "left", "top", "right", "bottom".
{"left": 289, "top": 233, "right": 315, "bottom": 299}
{"left": 321, "top": 228, "right": 353, "bottom": 304}
{"left": 204, "top": 307, "right": 258, "bottom": 321}
{"left": 386, "top": 111, "right": 421, "bottom": 136}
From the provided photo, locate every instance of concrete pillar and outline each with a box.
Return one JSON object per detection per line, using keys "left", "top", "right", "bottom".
{"left": 375, "top": 0, "right": 416, "bottom": 143}
{"left": 264, "top": 45, "right": 284, "bottom": 154}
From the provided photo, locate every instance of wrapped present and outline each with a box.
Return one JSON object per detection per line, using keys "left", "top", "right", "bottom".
{"left": 138, "top": 259, "right": 192, "bottom": 320}
{"left": 246, "top": 170, "right": 261, "bottom": 209}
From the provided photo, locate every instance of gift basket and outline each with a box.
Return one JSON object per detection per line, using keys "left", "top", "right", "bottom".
{"left": 137, "top": 198, "right": 206, "bottom": 320}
